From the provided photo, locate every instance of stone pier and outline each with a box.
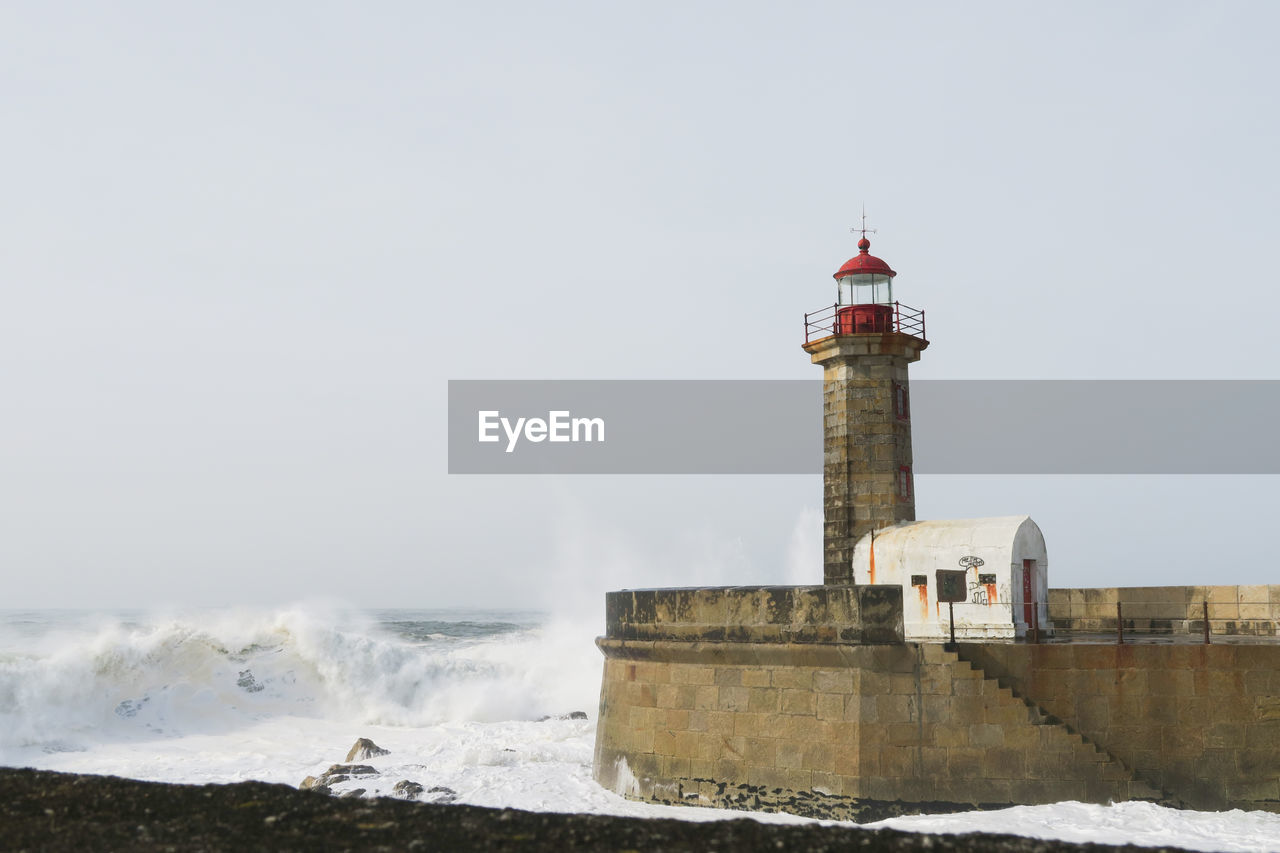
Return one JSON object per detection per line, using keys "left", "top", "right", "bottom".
{"left": 593, "top": 585, "right": 1280, "bottom": 819}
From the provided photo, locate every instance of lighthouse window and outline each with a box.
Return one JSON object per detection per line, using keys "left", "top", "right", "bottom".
{"left": 893, "top": 382, "right": 910, "bottom": 421}
{"left": 898, "top": 465, "right": 912, "bottom": 500}
{"left": 911, "top": 575, "right": 927, "bottom": 587}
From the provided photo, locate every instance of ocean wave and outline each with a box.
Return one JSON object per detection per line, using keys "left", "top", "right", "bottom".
{"left": 0, "top": 606, "right": 601, "bottom": 757}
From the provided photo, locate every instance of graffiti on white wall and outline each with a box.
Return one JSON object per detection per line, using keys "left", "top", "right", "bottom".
{"left": 957, "top": 556, "right": 1009, "bottom": 606}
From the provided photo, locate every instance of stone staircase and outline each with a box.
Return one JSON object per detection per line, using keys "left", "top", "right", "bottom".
{"left": 938, "top": 645, "right": 1177, "bottom": 806}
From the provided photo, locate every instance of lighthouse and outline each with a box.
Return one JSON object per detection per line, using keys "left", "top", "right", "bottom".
{"left": 803, "top": 228, "right": 928, "bottom": 586}
{"left": 804, "top": 225, "right": 1050, "bottom": 638}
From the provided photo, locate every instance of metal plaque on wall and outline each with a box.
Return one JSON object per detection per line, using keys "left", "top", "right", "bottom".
{"left": 936, "top": 569, "right": 967, "bottom": 603}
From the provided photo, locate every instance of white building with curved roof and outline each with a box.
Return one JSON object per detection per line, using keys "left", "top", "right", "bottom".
{"left": 849, "top": 515, "right": 1050, "bottom": 640}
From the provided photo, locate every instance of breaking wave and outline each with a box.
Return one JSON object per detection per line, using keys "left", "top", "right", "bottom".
{"left": 0, "top": 606, "right": 602, "bottom": 757}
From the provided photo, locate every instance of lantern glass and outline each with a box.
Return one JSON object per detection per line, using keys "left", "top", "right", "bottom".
{"left": 837, "top": 273, "right": 894, "bottom": 306}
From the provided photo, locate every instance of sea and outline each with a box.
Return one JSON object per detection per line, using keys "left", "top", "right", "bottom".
{"left": 2, "top": 606, "right": 1279, "bottom": 852}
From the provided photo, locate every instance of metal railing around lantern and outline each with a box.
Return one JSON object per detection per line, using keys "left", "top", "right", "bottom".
{"left": 803, "top": 302, "right": 926, "bottom": 345}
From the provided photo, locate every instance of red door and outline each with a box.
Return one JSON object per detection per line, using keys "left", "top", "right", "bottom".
{"left": 1022, "top": 559, "right": 1036, "bottom": 627}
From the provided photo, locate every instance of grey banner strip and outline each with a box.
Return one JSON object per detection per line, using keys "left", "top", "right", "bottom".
{"left": 447, "top": 380, "right": 1280, "bottom": 474}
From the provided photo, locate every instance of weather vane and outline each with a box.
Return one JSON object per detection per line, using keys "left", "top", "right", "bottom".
{"left": 850, "top": 205, "right": 876, "bottom": 240}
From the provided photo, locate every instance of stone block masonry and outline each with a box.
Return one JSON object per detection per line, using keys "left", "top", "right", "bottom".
{"left": 593, "top": 586, "right": 1211, "bottom": 821}
{"left": 955, "top": 641, "right": 1280, "bottom": 811}
{"left": 604, "top": 585, "right": 904, "bottom": 645}
{"left": 802, "top": 332, "right": 926, "bottom": 586}
{"left": 594, "top": 638, "right": 1157, "bottom": 820}
{"left": 1050, "top": 585, "right": 1280, "bottom": 636}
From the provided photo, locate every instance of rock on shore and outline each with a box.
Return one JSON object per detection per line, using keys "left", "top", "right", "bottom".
{"left": 0, "top": 766, "right": 1196, "bottom": 853}
{"left": 345, "top": 737, "right": 391, "bottom": 762}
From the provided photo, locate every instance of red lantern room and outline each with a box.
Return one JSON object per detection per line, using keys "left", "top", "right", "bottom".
{"left": 833, "top": 236, "right": 897, "bottom": 334}
{"left": 803, "top": 226, "right": 926, "bottom": 343}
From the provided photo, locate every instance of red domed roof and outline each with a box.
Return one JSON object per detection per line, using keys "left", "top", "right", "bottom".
{"left": 833, "top": 237, "right": 896, "bottom": 280}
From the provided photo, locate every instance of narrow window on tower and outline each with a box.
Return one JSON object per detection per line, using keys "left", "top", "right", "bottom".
{"left": 893, "top": 381, "right": 910, "bottom": 421}
{"left": 898, "top": 465, "right": 913, "bottom": 500}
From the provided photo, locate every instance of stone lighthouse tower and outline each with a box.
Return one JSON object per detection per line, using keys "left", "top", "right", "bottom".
{"left": 802, "top": 229, "right": 928, "bottom": 585}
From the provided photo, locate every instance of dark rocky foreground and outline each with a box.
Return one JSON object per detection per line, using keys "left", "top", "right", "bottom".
{"left": 1, "top": 766, "right": 1195, "bottom": 853}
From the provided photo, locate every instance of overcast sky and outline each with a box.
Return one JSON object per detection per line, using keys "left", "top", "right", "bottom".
{"left": 2, "top": 2, "right": 1277, "bottom": 612}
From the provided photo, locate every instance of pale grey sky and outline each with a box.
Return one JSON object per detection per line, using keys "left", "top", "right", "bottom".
{"left": 2, "top": 2, "right": 1277, "bottom": 611}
